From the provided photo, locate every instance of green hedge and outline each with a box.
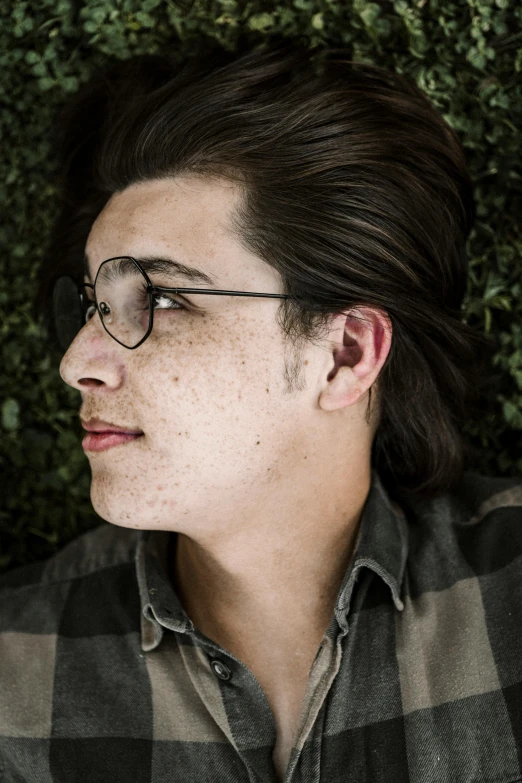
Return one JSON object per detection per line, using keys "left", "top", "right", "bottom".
{"left": 1, "top": 0, "right": 521, "bottom": 574}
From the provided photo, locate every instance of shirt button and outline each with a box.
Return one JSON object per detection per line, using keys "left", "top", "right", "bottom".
{"left": 210, "top": 659, "right": 232, "bottom": 681}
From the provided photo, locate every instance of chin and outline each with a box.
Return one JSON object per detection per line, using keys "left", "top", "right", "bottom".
{"left": 88, "top": 488, "right": 117, "bottom": 525}
{"left": 91, "top": 499, "right": 163, "bottom": 530}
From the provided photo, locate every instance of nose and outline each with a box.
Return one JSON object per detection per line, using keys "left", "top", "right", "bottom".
{"left": 59, "top": 314, "right": 125, "bottom": 392}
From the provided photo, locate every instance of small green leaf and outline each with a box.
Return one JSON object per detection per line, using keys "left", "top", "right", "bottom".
{"left": 247, "top": 13, "right": 275, "bottom": 31}
{"left": 360, "top": 3, "right": 381, "bottom": 27}
{"left": 503, "top": 401, "right": 522, "bottom": 428}
{"left": 2, "top": 399, "right": 20, "bottom": 431}
{"left": 311, "top": 12, "right": 324, "bottom": 30}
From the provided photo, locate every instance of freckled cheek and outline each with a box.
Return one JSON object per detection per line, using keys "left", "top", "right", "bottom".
{"left": 136, "top": 331, "right": 278, "bottom": 429}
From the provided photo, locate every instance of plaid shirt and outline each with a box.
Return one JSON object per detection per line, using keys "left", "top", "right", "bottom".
{"left": 1, "top": 468, "right": 521, "bottom": 783}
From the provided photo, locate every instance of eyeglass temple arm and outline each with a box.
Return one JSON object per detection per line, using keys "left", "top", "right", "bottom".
{"left": 157, "top": 288, "right": 292, "bottom": 299}
{"left": 77, "top": 282, "right": 293, "bottom": 300}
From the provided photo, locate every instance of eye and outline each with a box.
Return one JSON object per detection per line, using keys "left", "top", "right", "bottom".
{"left": 152, "top": 292, "right": 186, "bottom": 311}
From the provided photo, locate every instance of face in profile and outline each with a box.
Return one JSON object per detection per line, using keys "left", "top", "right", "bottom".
{"left": 59, "top": 175, "right": 324, "bottom": 537}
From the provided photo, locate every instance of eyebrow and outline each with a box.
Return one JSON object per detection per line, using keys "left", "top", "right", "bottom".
{"left": 83, "top": 253, "right": 217, "bottom": 287}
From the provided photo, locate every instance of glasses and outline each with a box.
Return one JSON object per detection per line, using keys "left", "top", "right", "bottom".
{"left": 51, "top": 255, "right": 292, "bottom": 351}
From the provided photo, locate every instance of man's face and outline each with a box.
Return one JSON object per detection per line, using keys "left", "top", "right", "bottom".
{"left": 59, "top": 176, "right": 323, "bottom": 534}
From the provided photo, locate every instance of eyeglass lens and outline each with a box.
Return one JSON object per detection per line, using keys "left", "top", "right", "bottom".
{"left": 52, "top": 257, "right": 152, "bottom": 351}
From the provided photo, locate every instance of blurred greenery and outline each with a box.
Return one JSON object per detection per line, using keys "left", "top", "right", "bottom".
{"left": 1, "top": 0, "right": 521, "bottom": 574}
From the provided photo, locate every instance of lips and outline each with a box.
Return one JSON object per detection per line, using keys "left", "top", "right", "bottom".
{"left": 81, "top": 418, "right": 143, "bottom": 435}
{"left": 80, "top": 417, "right": 144, "bottom": 452}
{"left": 82, "top": 431, "right": 143, "bottom": 452}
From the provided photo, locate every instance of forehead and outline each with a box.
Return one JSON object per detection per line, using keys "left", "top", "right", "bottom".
{"left": 84, "top": 175, "right": 277, "bottom": 289}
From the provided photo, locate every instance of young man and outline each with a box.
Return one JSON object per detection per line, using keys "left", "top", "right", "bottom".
{"left": 2, "top": 37, "right": 521, "bottom": 783}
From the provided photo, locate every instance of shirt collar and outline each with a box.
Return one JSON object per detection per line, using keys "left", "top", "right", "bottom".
{"left": 135, "top": 468, "right": 408, "bottom": 652}
{"left": 333, "top": 468, "right": 407, "bottom": 629}
{"left": 135, "top": 524, "right": 193, "bottom": 652}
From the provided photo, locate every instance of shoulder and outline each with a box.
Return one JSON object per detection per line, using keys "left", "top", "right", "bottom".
{"left": 447, "top": 470, "right": 522, "bottom": 573}
{"left": 401, "top": 470, "right": 522, "bottom": 587}
{"left": 0, "top": 522, "right": 142, "bottom": 594}
{"left": 0, "top": 523, "right": 144, "bottom": 645}
{"left": 443, "top": 470, "right": 522, "bottom": 524}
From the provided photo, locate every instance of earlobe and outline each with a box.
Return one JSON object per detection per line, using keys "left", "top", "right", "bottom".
{"left": 319, "top": 308, "right": 392, "bottom": 413}
{"left": 320, "top": 362, "right": 364, "bottom": 412}
{"left": 320, "top": 328, "right": 366, "bottom": 413}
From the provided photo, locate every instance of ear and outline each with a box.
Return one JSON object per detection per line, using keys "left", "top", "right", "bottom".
{"left": 318, "top": 307, "right": 392, "bottom": 413}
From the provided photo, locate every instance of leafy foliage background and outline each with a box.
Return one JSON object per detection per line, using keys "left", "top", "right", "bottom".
{"left": 1, "top": 0, "right": 521, "bottom": 574}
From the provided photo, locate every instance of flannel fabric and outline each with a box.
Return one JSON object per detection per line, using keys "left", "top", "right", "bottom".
{"left": 1, "top": 467, "right": 522, "bottom": 783}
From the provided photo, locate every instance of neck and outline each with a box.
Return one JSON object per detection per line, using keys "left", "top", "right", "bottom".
{"left": 169, "top": 466, "right": 371, "bottom": 661}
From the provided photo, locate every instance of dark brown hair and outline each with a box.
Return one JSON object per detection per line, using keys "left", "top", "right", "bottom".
{"left": 36, "top": 34, "right": 500, "bottom": 503}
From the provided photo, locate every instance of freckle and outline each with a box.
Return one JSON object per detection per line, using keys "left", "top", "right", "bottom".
{"left": 173, "top": 376, "right": 179, "bottom": 381}
{"left": 304, "top": 360, "right": 308, "bottom": 365}
{"left": 178, "top": 432, "right": 182, "bottom": 435}
{"left": 242, "top": 361, "right": 245, "bottom": 365}
{"left": 303, "top": 456, "right": 307, "bottom": 459}
{"left": 266, "top": 388, "right": 269, "bottom": 393}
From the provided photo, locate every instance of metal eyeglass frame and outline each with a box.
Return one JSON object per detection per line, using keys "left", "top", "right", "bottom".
{"left": 76, "top": 255, "right": 294, "bottom": 350}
